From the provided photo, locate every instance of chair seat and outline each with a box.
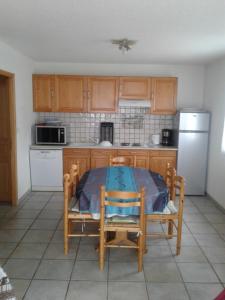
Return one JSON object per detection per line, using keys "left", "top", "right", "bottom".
{"left": 106, "top": 216, "right": 139, "bottom": 224}
{"left": 103, "top": 224, "right": 142, "bottom": 233}
{"left": 68, "top": 211, "right": 94, "bottom": 220}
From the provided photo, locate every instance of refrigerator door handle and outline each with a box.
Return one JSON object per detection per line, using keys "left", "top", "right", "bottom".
{"left": 179, "top": 130, "right": 208, "bottom": 133}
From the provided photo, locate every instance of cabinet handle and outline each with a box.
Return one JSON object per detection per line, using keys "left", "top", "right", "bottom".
{"left": 50, "top": 89, "right": 54, "bottom": 98}
{"left": 58, "top": 129, "right": 61, "bottom": 143}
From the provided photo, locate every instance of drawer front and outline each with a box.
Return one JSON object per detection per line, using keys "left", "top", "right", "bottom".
{"left": 91, "top": 149, "right": 117, "bottom": 156}
{"left": 117, "top": 149, "right": 149, "bottom": 156}
{"left": 64, "top": 148, "right": 90, "bottom": 156}
{"left": 149, "top": 150, "right": 177, "bottom": 157}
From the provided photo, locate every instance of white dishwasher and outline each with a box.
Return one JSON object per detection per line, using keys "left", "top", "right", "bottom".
{"left": 30, "top": 149, "right": 63, "bottom": 191}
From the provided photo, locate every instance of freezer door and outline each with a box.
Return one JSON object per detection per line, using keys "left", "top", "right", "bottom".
{"left": 179, "top": 112, "right": 210, "bottom": 131}
{"left": 177, "top": 132, "right": 208, "bottom": 195}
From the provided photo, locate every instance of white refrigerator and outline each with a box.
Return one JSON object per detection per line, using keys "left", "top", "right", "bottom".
{"left": 175, "top": 111, "right": 210, "bottom": 195}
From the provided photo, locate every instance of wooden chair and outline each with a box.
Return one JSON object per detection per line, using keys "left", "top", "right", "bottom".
{"left": 165, "top": 163, "right": 176, "bottom": 198}
{"left": 165, "top": 163, "right": 176, "bottom": 234}
{"left": 99, "top": 186, "right": 145, "bottom": 272}
{"left": 145, "top": 175, "right": 185, "bottom": 255}
{"left": 109, "top": 155, "right": 137, "bottom": 167}
{"left": 64, "top": 164, "right": 99, "bottom": 254}
{"left": 109, "top": 156, "right": 131, "bottom": 167}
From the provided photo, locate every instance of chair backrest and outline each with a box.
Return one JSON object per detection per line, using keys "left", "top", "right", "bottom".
{"left": 100, "top": 186, "right": 145, "bottom": 227}
{"left": 64, "top": 164, "right": 79, "bottom": 212}
{"left": 172, "top": 175, "right": 185, "bottom": 210}
{"left": 173, "top": 175, "right": 184, "bottom": 196}
{"left": 69, "top": 163, "right": 80, "bottom": 194}
{"left": 109, "top": 156, "right": 130, "bottom": 167}
{"left": 165, "top": 163, "right": 176, "bottom": 200}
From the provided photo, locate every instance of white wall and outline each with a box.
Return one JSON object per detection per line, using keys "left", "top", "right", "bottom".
{"left": 35, "top": 62, "right": 205, "bottom": 109}
{"left": 204, "top": 58, "right": 225, "bottom": 209}
{"left": 0, "top": 40, "right": 36, "bottom": 200}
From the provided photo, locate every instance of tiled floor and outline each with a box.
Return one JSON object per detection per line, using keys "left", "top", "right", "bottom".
{"left": 0, "top": 192, "right": 225, "bottom": 300}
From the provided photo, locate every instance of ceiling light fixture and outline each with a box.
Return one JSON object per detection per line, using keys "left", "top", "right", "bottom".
{"left": 111, "top": 38, "right": 136, "bottom": 54}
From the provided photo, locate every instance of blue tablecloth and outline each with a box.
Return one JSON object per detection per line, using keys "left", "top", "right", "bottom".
{"left": 76, "top": 166, "right": 169, "bottom": 216}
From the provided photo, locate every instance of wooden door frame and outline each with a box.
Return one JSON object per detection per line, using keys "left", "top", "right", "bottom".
{"left": 0, "top": 69, "right": 18, "bottom": 206}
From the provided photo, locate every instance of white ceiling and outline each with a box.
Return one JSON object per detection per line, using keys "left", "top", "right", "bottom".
{"left": 0, "top": 0, "right": 225, "bottom": 64}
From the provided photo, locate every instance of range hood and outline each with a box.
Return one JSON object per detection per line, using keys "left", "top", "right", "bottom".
{"left": 118, "top": 99, "right": 151, "bottom": 108}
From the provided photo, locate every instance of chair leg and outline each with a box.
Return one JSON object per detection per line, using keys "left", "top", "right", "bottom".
{"left": 168, "top": 220, "right": 173, "bottom": 238}
{"left": 176, "top": 217, "right": 182, "bottom": 255}
{"left": 64, "top": 221, "right": 68, "bottom": 255}
{"left": 143, "top": 217, "right": 147, "bottom": 253}
{"left": 138, "top": 234, "right": 143, "bottom": 272}
{"left": 99, "top": 230, "right": 105, "bottom": 270}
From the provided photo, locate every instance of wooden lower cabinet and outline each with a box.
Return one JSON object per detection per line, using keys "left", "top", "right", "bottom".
{"left": 91, "top": 149, "right": 117, "bottom": 169}
{"left": 63, "top": 148, "right": 177, "bottom": 181}
{"left": 149, "top": 150, "right": 177, "bottom": 179}
{"left": 63, "top": 148, "right": 90, "bottom": 177}
{"left": 117, "top": 150, "right": 149, "bottom": 168}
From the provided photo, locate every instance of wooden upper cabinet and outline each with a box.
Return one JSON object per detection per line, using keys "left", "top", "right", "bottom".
{"left": 87, "top": 77, "right": 118, "bottom": 112}
{"left": 55, "top": 76, "right": 87, "bottom": 112}
{"left": 33, "top": 75, "right": 55, "bottom": 112}
{"left": 151, "top": 77, "right": 177, "bottom": 115}
{"left": 119, "top": 77, "right": 151, "bottom": 99}
{"left": 33, "top": 74, "right": 177, "bottom": 114}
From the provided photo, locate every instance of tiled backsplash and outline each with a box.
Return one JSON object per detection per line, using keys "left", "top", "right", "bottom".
{"left": 39, "top": 108, "right": 174, "bottom": 145}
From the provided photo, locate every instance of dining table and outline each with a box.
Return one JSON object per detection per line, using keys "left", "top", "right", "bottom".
{"left": 75, "top": 166, "right": 169, "bottom": 246}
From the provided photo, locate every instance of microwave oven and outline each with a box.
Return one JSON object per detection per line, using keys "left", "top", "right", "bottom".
{"left": 36, "top": 125, "right": 67, "bottom": 145}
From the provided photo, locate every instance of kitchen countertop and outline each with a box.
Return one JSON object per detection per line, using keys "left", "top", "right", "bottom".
{"left": 30, "top": 143, "right": 178, "bottom": 151}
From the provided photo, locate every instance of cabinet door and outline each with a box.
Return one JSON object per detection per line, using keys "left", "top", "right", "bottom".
{"left": 149, "top": 150, "right": 177, "bottom": 179}
{"left": 117, "top": 150, "right": 149, "bottom": 168}
{"left": 151, "top": 77, "right": 177, "bottom": 115}
{"left": 88, "top": 77, "right": 118, "bottom": 112}
{"left": 135, "top": 155, "right": 149, "bottom": 169}
{"left": 63, "top": 149, "right": 90, "bottom": 177}
{"left": 55, "top": 76, "right": 87, "bottom": 112}
{"left": 33, "top": 75, "right": 55, "bottom": 112}
{"left": 91, "top": 149, "right": 117, "bottom": 169}
{"left": 119, "top": 77, "right": 151, "bottom": 99}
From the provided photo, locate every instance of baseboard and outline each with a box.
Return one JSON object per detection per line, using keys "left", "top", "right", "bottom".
{"left": 206, "top": 192, "right": 225, "bottom": 213}
{"left": 18, "top": 189, "right": 31, "bottom": 204}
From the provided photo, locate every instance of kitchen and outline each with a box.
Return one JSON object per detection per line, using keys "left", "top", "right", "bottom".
{"left": 30, "top": 76, "right": 209, "bottom": 197}
{"left": 0, "top": 1, "right": 225, "bottom": 299}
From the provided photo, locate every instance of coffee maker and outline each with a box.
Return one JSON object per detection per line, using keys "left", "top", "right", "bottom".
{"left": 100, "top": 122, "right": 114, "bottom": 144}
{"left": 161, "top": 129, "right": 173, "bottom": 146}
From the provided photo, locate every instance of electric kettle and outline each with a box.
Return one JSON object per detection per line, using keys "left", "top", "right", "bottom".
{"left": 151, "top": 134, "right": 160, "bottom": 145}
